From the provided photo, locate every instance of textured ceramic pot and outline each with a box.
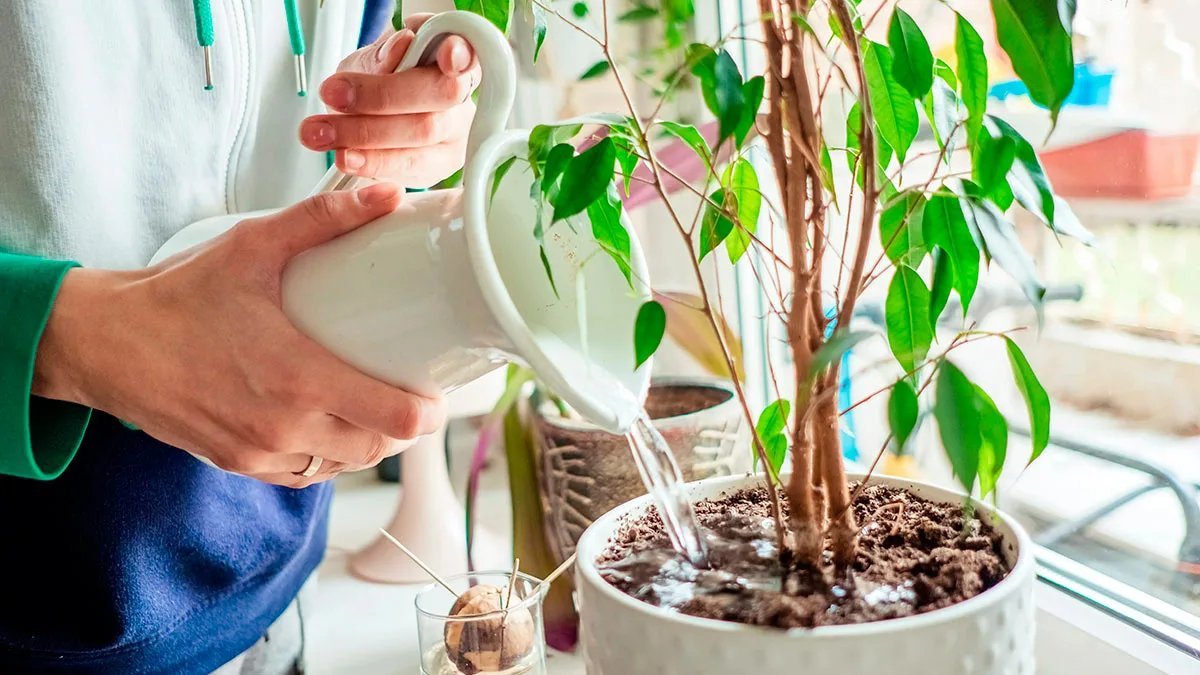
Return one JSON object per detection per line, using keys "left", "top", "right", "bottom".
{"left": 150, "top": 12, "right": 651, "bottom": 433}
{"left": 533, "top": 377, "right": 747, "bottom": 562}
{"left": 575, "top": 472, "right": 1036, "bottom": 675}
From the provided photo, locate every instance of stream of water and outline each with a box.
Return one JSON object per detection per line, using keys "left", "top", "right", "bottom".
{"left": 624, "top": 412, "right": 709, "bottom": 565}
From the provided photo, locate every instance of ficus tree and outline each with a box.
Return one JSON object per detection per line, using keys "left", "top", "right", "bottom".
{"left": 458, "top": 0, "right": 1080, "bottom": 590}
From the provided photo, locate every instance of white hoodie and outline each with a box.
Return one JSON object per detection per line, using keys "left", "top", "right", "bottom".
{"left": 0, "top": 0, "right": 366, "bottom": 269}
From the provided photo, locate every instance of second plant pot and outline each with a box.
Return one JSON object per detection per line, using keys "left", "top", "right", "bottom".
{"left": 533, "top": 376, "right": 747, "bottom": 563}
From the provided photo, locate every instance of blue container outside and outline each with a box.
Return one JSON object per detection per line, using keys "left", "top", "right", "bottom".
{"left": 988, "top": 62, "right": 1114, "bottom": 108}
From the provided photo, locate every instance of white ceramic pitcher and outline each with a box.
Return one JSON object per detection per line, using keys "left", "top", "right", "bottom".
{"left": 151, "top": 12, "right": 651, "bottom": 433}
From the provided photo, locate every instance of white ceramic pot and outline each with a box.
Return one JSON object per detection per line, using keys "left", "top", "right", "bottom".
{"left": 151, "top": 12, "right": 651, "bottom": 432}
{"left": 575, "top": 473, "right": 1036, "bottom": 675}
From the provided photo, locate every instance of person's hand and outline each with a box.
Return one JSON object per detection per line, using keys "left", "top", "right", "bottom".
{"left": 299, "top": 13, "right": 480, "bottom": 187}
{"left": 32, "top": 184, "right": 446, "bottom": 488}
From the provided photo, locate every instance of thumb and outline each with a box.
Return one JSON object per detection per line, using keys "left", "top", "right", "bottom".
{"left": 266, "top": 183, "right": 401, "bottom": 260}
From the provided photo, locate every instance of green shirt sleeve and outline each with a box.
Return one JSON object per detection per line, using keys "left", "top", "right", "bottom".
{"left": 0, "top": 251, "right": 92, "bottom": 480}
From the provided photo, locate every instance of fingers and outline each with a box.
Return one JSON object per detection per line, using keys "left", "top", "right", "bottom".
{"left": 246, "top": 183, "right": 400, "bottom": 260}
{"left": 333, "top": 142, "right": 468, "bottom": 185}
{"left": 300, "top": 103, "right": 472, "bottom": 151}
{"left": 436, "top": 36, "right": 477, "bottom": 78}
{"left": 320, "top": 66, "right": 477, "bottom": 116}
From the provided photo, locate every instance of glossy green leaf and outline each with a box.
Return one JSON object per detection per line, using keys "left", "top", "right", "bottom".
{"left": 974, "top": 385, "right": 1008, "bottom": 500}
{"left": 634, "top": 300, "right": 667, "bottom": 368}
{"left": 695, "top": 50, "right": 745, "bottom": 143}
{"left": 928, "top": 247, "right": 954, "bottom": 332}
{"left": 935, "top": 361, "right": 982, "bottom": 494}
{"left": 586, "top": 187, "right": 633, "bottom": 285}
{"left": 975, "top": 133, "right": 1017, "bottom": 199}
{"left": 888, "top": 8, "right": 934, "bottom": 98}
{"left": 735, "top": 76, "right": 765, "bottom": 146}
{"left": 846, "top": 102, "right": 895, "bottom": 188}
{"left": 888, "top": 379, "right": 919, "bottom": 453}
{"left": 551, "top": 137, "right": 615, "bottom": 222}
{"left": 811, "top": 330, "right": 875, "bottom": 378}
{"left": 724, "top": 159, "right": 761, "bottom": 264}
{"left": 539, "top": 246, "right": 558, "bottom": 299}
{"left": 541, "top": 143, "right": 574, "bottom": 196}
{"left": 954, "top": 14, "right": 988, "bottom": 136}
{"left": 619, "top": 5, "right": 658, "bottom": 21}
{"left": 455, "top": 0, "right": 511, "bottom": 32}
{"left": 490, "top": 156, "right": 517, "bottom": 201}
{"left": 614, "top": 144, "right": 639, "bottom": 196}
{"left": 962, "top": 197, "right": 1046, "bottom": 307}
{"left": 528, "top": 1, "right": 548, "bottom": 62}
{"left": 885, "top": 265, "right": 933, "bottom": 374}
{"left": 657, "top": 120, "right": 712, "bottom": 166}
{"left": 991, "top": 0, "right": 1075, "bottom": 123}
{"left": 571, "top": 1, "right": 588, "bottom": 17}
{"left": 934, "top": 58, "right": 958, "bottom": 91}
{"left": 864, "top": 41, "right": 919, "bottom": 162}
{"left": 756, "top": 398, "right": 790, "bottom": 440}
{"left": 754, "top": 399, "right": 791, "bottom": 477}
{"left": 923, "top": 79, "right": 962, "bottom": 149}
{"left": 698, "top": 188, "right": 735, "bottom": 261}
{"left": 579, "top": 60, "right": 612, "bottom": 81}
{"left": 819, "top": 143, "right": 837, "bottom": 208}
{"left": 922, "top": 195, "right": 979, "bottom": 313}
{"left": 1004, "top": 337, "right": 1051, "bottom": 465}
{"left": 879, "top": 191, "right": 926, "bottom": 267}
{"left": 527, "top": 123, "right": 582, "bottom": 173}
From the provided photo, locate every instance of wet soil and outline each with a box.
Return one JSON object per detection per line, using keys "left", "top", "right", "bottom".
{"left": 597, "top": 483, "right": 1011, "bottom": 628}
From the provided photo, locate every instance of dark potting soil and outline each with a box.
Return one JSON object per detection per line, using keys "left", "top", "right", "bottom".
{"left": 597, "top": 483, "right": 1011, "bottom": 628}
{"left": 643, "top": 384, "right": 732, "bottom": 420}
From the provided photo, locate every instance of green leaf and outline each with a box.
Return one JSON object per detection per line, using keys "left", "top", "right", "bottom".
{"left": 756, "top": 398, "right": 790, "bottom": 440}
{"left": 455, "top": 0, "right": 511, "bottom": 32}
{"left": 811, "top": 330, "right": 875, "bottom": 378}
{"left": 528, "top": 1, "right": 548, "bottom": 62}
{"left": 619, "top": 5, "right": 658, "bottom": 21}
{"left": 539, "top": 246, "right": 559, "bottom": 299}
{"left": 527, "top": 123, "right": 583, "bottom": 173}
{"left": 724, "top": 159, "right": 761, "bottom": 264}
{"left": 864, "top": 41, "right": 919, "bottom": 162}
{"left": 846, "top": 102, "right": 895, "bottom": 188}
{"left": 879, "top": 191, "right": 926, "bottom": 266}
{"left": 928, "top": 247, "right": 954, "bottom": 332}
{"left": 974, "top": 133, "right": 1018, "bottom": 199}
{"left": 955, "top": 14, "right": 988, "bottom": 137}
{"left": 923, "top": 79, "right": 962, "bottom": 149}
{"left": 695, "top": 50, "right": 745, "bottom": 143}
{"left": 754, "top": 398, "right": 791, "bottom": 477}
{"left": 819, "top": 143, "right": 837, "bottom": 208}
{"left": 586, "top": 187, "right": 633, "bottom": 285}
{"left": 935, "top": 361, "right": 982, "bottom": 494}
{"left": 888, "top": 8, "right": 934, "bottom": 98}
{"left": 614, "top": 144, "right": 639, "bottom": 196}
{"left": 634, "top": 300, "right": 666, "bottom": 368}
{"left": 571, "top": 1, "right": 588, "bottom": 17}
{"left": 990, "top": 0, "right": 1075, "bottom": 123}
{"left": 962, "top": 197, "right": 1046, "bottom": 307}
{"left": 490, "top": 156, "right": 517, "bottom": 201}
{"left": 541, "top": 143, "right": 574, "bottom": 196}
{"left": 888, "top": 379, "right": 919, "bottom": 453}
{"left": 579, "top": 60, "right": 612, "bottom": 81}
{"left": 735, "top": 76, "right": 765, "bottom": 146}
{"left": 885, "top": 265, "right": 933, "bottom": 375}
{"left": 698, "top": 188, "right": 735, "bottom": 261}
{"left": 551, "top": 137, "right": 615, "bottom": 222}
{"left": 934, "top": 58, "right": 958, "bottom": 91}
{"left": 922, "top": 195, "right": 979, "bottom": 313}
{"left": 1004, "top": 337, "right": 1051, "bottom": 465}
{"left": 974, "top": 385, "right": 1008, "bottom": 500}
{"left": 657, "top": 120, "right": 712, "bottom": 166}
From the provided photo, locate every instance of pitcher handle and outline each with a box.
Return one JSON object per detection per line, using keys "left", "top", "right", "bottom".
{"left": 309, "top": 11, "right": 516, "bottom": 195}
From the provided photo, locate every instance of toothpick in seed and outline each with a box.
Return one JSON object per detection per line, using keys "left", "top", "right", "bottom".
{"left": 503, "top": 557, "right": 520, "bottom": 610}
{"left": 540, "top": 552, "right": 577, "bottom": 587}
{"left": 376, "top": 528, "right": 456, "bottom": 595}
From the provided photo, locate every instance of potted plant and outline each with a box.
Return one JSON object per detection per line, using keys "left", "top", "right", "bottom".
{"left": 458, "top": 0, "right": 1085, "bottom": 670}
